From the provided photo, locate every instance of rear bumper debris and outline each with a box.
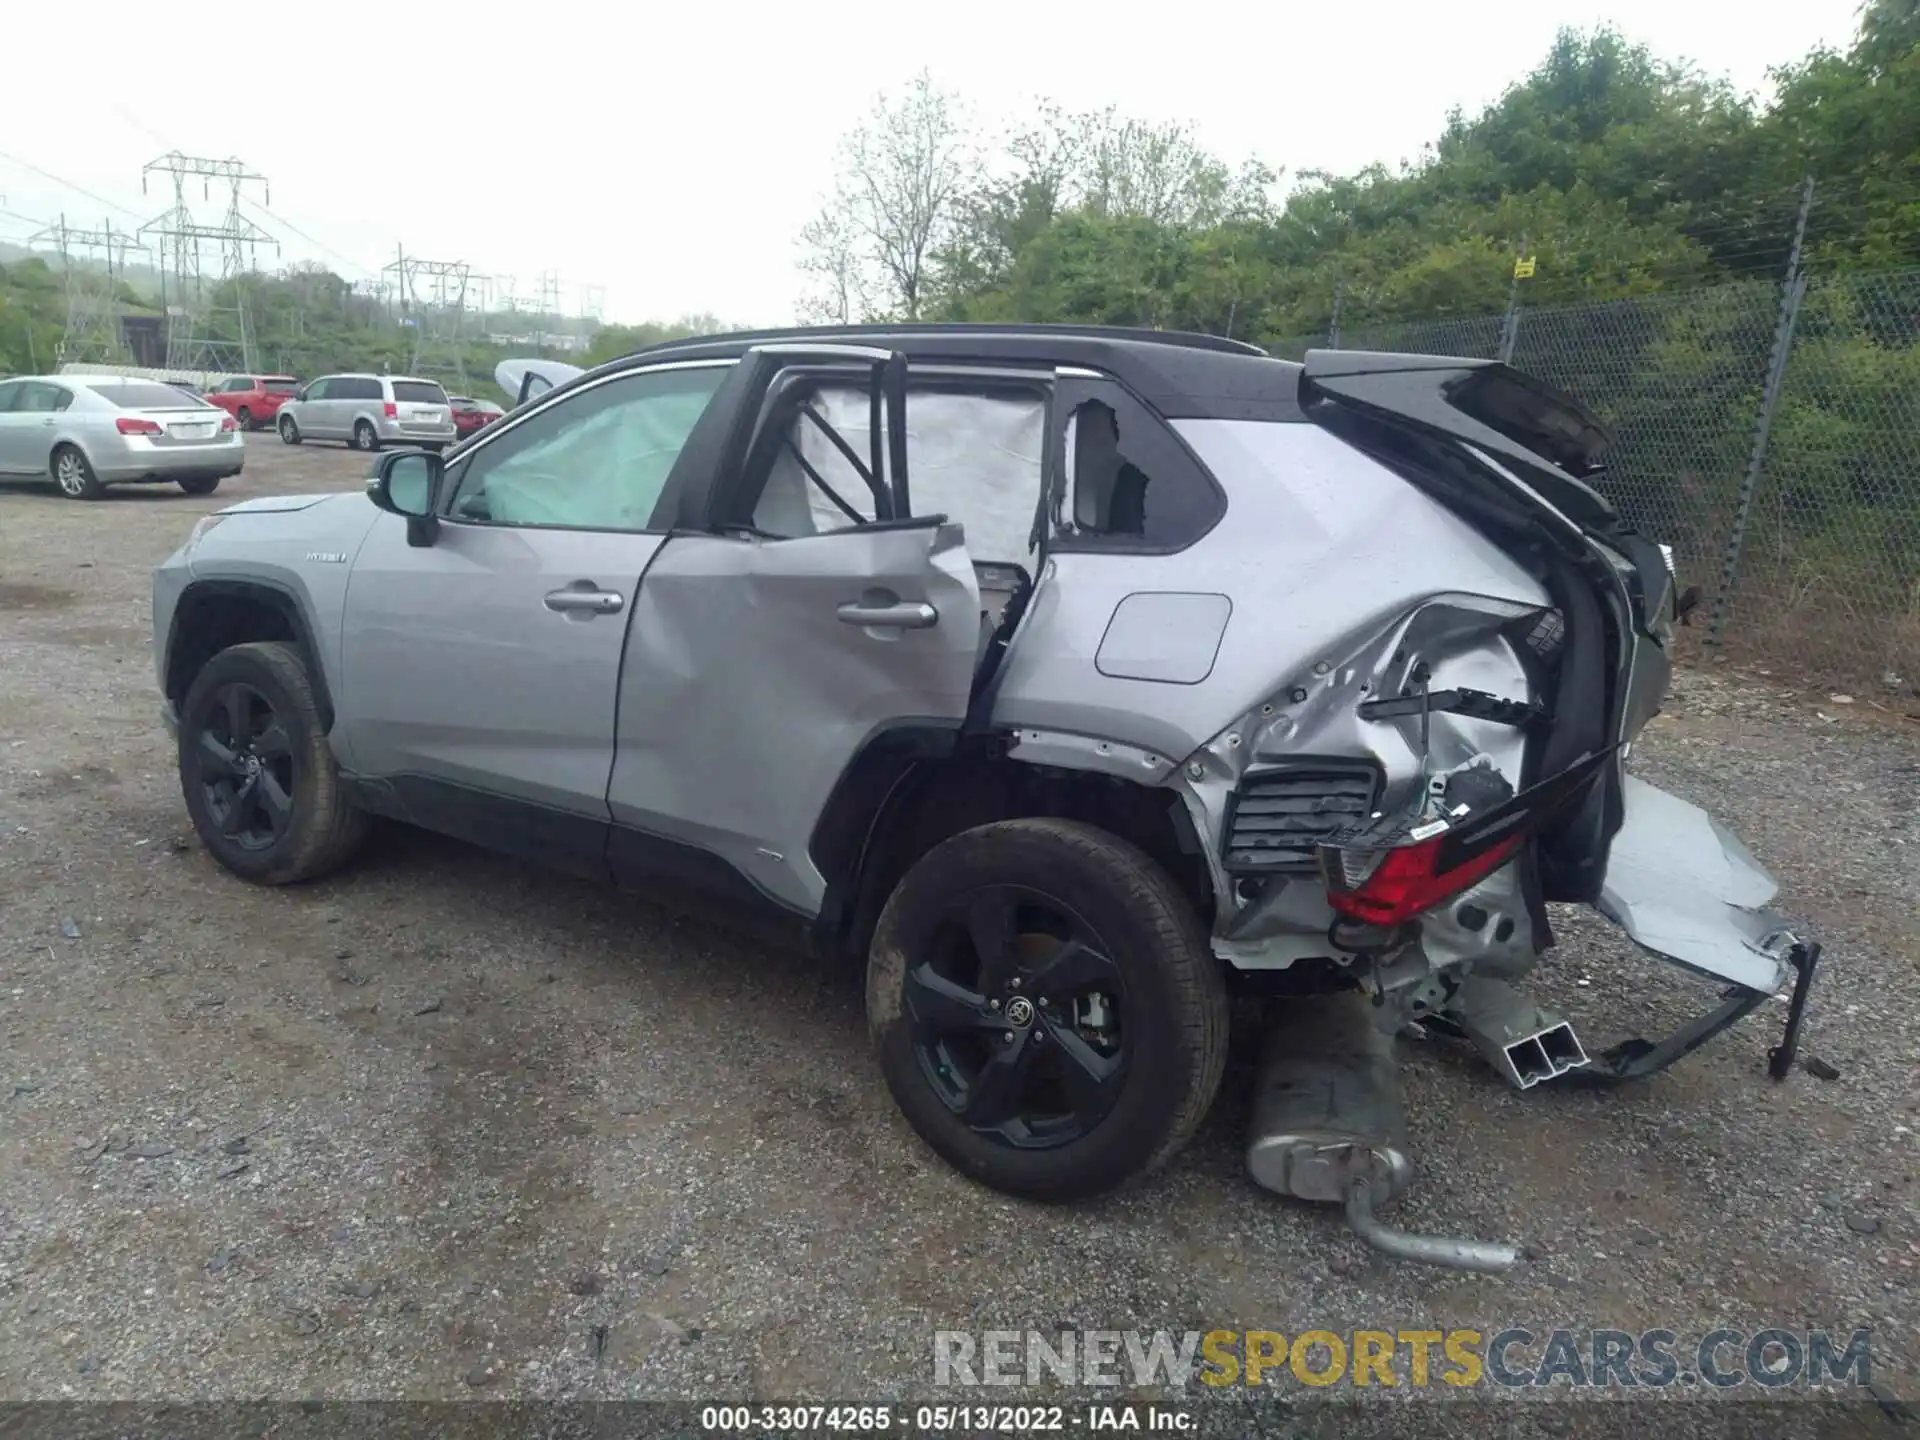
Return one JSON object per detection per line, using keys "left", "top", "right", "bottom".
{"left": 1583, "top": 936, "right": 1820, "bottom": 1083}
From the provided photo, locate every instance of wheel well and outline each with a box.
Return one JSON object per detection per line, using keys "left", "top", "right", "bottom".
{"left": 165, "top": 584, "right": 333, "bottom": 729}
{"left": 813, "top": 735, "right": 1216, "bottom": 964}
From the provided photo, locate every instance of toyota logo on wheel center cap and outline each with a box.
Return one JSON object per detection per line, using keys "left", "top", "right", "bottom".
{"left": 1005, "top": 996, "right": 1036, "bottom": 1027}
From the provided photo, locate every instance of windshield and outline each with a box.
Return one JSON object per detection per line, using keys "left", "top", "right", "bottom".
{"left": 392, "top": 381, "right": 448, "bottom": 406}
{"left": 92, "top": 381, "right": 207, "bottom": 408}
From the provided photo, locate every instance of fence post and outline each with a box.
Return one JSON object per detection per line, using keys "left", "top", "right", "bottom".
{"left": 1706, "top": 176, "right": 1816, "bottom": 651}
{"left": 1498, "top": 233, "right": 1528, "bottom": 363}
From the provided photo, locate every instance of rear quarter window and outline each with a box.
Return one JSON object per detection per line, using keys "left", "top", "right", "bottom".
{"left": 90, "top": 381, "right": 202, "bottom": 408}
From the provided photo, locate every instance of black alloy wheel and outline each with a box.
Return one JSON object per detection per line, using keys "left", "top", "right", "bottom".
{"left": 869, "top": 818, "right": 1229, "bottom": 1202}
{"left": 176, "top": 640, "right": 369, "bottom": 884}
{"left": 193, "top": 681, "right": 296, "bottom": 852}
{"left": 905, "top": 884, "right": 1128, "bottom": 1149}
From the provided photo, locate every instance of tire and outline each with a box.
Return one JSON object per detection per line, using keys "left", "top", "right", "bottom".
{"left": 51, "top": 444, "right": 104, "bottom": 500}
{"left": 177, "top": 474, "right": 222, "bottom": 496}
{"left": 353, "top": 420, "right": 379, "bottom": 452}
{"left": 279, "top": 414, "right": 302, "bottom": 445}
{"left": 236, "top": 406, "right": 253, "bottom": 431}
{"left": 177, "top": 640, "right": 369, "bottom": 885}
{"left": 867, "top": 818, "right": 1229, "bottom": 1202}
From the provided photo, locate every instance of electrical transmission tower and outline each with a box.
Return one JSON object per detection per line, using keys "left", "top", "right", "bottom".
{"left": 27, "top": 216, "right": 149, "bottom": 366}
{"left": 138, "top": 153, "right": 277, "bottom": 375}
{"left": 531, "top": 271, "right": 562, "bottom": 349}
{"left": 579, "top": 284, "right": 606, "bottom": 322}
{"left": 383, "top": 246, "right": 474, "bottom": 380}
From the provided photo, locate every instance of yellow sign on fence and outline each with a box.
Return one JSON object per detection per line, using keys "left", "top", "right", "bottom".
{"left": 1513, "top": 255, "right": 1537, "bottom": 279}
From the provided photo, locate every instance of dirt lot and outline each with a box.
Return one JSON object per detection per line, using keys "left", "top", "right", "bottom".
{"left": 0, "top": 436, "right": 1916, "bottom": 1430}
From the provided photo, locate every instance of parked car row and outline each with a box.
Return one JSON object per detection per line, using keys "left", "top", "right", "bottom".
{"left": 0, "top": 373, "right": 244, "bottom": 499}
{"left": 202, "top": 372, "right": 510, "bottom": 452}
{"left": 1, "top": 364, "right": 520, "bottom": 498}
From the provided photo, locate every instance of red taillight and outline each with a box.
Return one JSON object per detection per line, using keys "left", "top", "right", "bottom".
{"left": 220, "top": 414, "right": 237, "bottom": 432}
{"left": 116, "top": 417, "right": 163, "bottom": 435}
{"left": 1324, "top": 830, "right": 1526, "bottom": 927}
{"left": 1318, "top": 749, "right": 1614, "bottom": 929}
{"left": 383, "top": 402, "right": 397, "bottom": 418}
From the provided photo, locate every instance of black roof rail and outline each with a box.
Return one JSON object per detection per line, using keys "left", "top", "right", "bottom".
{"left": 633, "top": 321, "right": 1269, "bottom": 359}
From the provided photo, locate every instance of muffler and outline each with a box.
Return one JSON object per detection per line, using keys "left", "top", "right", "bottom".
{"left": 1445, "top": 975, "right": 1589, "bottom": 1090}
{"left": 1245, "top": 989, "right": 1520, "bottom": 1274}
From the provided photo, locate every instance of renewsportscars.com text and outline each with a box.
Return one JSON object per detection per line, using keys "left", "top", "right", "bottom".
{"left": 933, "top": 1327, "right": 1876, "bottom": 1390}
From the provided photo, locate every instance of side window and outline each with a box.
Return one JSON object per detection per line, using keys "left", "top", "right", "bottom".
{"left": 447, "top": 365, "right": 730, "bottom": 533}
{"left": 226, "top": 378, "right": 252, "bottom": 393}
{"left": 15, "top": 382, "right": 62, "bottom": 414}
{"left": 1050, "top": 380, "right": 1224, "bottom": 553}
{"left": 748, "top": 379, "right": 1046, "bottom": 564}
{"left": 304, "top": 378, "right": 331, "bottom": 401}
{"left": 0, "top": 381, "right": 20, "bottom": 413}
{"left": 49, "top": 385, "right": 73, "bottom": 412}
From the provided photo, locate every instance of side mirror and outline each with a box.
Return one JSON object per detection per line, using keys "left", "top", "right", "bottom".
{"left": 366, "top": 449, "right": 444, "bottom": 547}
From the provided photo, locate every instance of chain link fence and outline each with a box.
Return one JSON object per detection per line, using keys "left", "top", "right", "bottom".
{"left": 1274, "top": 268, "right": 1920, "bottom": 694}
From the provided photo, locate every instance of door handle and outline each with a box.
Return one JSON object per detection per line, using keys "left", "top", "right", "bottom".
{"left": 837, "top": 599, "right": 937, "bottom": 629}
{"left": 544, "top": 586, "right": 625, "bottom": 615}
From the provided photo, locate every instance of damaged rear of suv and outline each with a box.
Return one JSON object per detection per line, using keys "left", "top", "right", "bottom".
{"left": 152, "top": 326, "right": 1817, "bottom": 1266}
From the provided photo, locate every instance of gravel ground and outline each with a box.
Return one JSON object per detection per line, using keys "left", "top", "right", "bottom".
{"left": 0, "top": 437, "right": 1914, "bottom": 1432}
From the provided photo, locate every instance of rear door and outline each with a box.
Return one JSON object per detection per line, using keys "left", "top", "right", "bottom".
{"left": 334, "top": 359, "right": 735, "bottom": 876}
{"left": 608, "top": 345, "right": 986, "bottom": 917}
{"left": 0, "top": 380, "right": 30, "bottom": 473}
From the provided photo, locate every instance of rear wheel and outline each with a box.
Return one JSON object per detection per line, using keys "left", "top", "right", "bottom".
{"left": 51, "top": 445, "right": 103, "bottom": 500}
{"left": 177, "top": 640, "right": 369, "bottom": 885}
{"left": 278, "top": 414, "right": 301, "bottom": 445}
{"left": 352, "top": 420, "right": 379, "bottom": 452}
{"left": 236, "top": 406, "right": 253, "bottom": 431}
{"left": 177, "top": 474, "right": 222, "bottom": 496}
{"left": 867, "top": 818, "right": 1229, "bottom": 1202}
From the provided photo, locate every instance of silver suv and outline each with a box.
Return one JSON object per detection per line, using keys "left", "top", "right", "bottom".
{"left": 276, "top": 373, "right": 456, "bottom": 452}
{"left": 151, "top": 326, "right": 1819, "bottom": 1227}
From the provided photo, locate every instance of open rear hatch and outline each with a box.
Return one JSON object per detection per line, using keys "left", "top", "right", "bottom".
{"left": 1298, "top": 350, "right": 1809, "bottom": 1011}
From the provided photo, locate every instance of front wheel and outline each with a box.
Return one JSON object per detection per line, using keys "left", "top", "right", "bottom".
{"left": 177, "top": 640, "right": 369, "bottom": 884}
{"left": 867, "top": 818, "right": 1229, "bottom": 1202}
{"left": 279, "top": 414, "right": 302, "bottom": 445}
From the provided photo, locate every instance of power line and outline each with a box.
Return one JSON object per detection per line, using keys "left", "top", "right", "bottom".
{"left": 237, "top": 195, "right": 377, "bottom": 279}
{"left": 0, "top": 147, "right": 143, "bottom": 222}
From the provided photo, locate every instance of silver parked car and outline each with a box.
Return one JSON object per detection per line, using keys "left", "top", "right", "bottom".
{"left": 151, "top": 326, "right": 1820, "bottom": 1266}
{"left": 0, "top": 374, "right": 243, "bottom": 499}
{"left": 275, "top": 373, "right": 457, "bottom": 452}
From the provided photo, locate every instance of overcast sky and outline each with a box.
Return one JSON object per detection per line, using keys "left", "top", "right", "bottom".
{"left": 0, "top": 0, "right": 1865, "bottom": 327}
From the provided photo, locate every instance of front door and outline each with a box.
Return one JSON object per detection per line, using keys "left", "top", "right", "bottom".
{"left": 295, "top": 378, "right": 334, "bottom": 438}
{"left": 333, "top": 360, "right": 735, "bottom": 875}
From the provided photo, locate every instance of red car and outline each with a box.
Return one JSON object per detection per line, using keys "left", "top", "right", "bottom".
{"left": 205, "top": 374, "right": 302, "bottom": 431}
{"left": 449, "top": 395, "right": 506, "bottom": 438}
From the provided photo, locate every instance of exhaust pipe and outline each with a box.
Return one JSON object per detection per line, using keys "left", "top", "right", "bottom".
{"left": 1245, "top": 990, "right": 1520, "bottom": 1274}
{"left": 1446, "top": 975, "right": 1589, "bottom": 1090}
